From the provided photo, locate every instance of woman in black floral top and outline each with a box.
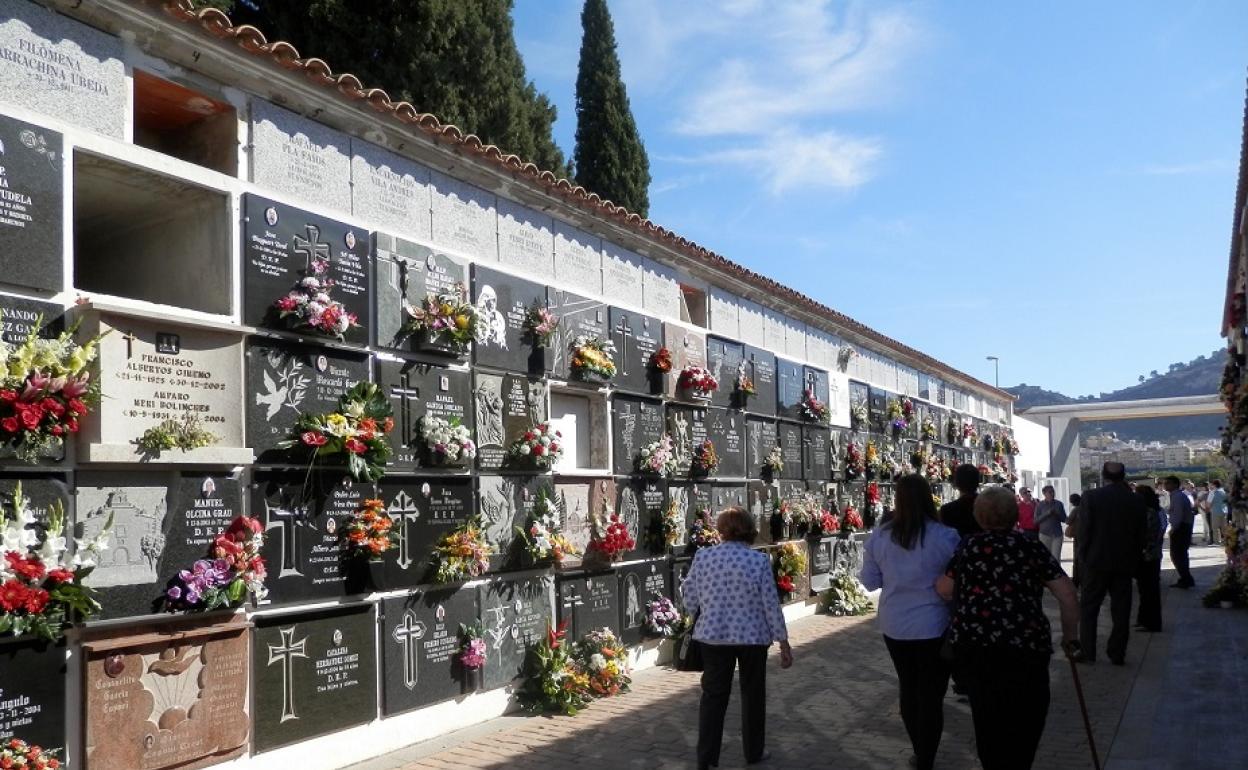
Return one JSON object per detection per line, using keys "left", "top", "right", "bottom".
{"left": 936, "top": 487, "right": 1079, "bottom": 770}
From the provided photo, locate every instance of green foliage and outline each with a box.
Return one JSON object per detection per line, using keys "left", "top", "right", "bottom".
{"left": 573, "top": 0, "right": 650, "bottom": 216}
{"left": 135, "top": 414, "right": 220, "bottom": 455}
{"left": 215, "top": 0, "right": 569, "bottom": 174}
{"left": 819, "top": 571, "right": 875, "bottom": 617}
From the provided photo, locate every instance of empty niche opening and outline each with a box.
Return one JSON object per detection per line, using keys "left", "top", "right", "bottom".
{"left": 680, "top": 284, "right": 708, "bottom": 327}
{"left": 133, "top": 70, "right": 238, "bottom": 175}
{"left": 549, "top": 389, "right": 610, "bottom": 473}
{"left": 73, "top": 152, "right": 231, "bottom": 314}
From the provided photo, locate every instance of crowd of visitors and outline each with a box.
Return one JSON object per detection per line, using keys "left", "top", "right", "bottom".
{"left": 684, "top": 461, "right": 1219, "bottom": 769}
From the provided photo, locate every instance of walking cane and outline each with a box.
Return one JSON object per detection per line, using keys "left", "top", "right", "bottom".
{"left": 1065, "top": 647, "right": 1102, "bottom": 770}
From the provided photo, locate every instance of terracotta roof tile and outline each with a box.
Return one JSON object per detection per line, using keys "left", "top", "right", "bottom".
{"left": 155, "top": 0, "right": 1012, "bottom": 401}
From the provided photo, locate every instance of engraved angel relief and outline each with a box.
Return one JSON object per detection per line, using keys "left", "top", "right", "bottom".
{"left": 671, "top": 411, "right": 691, "bottom": 467}
{"left": 479, "top": 480, "right": 517, "bottom": 549}
{"left": 618, "top": 486, "right": 641, "bottom": 544}
{"left": 623, "top": 573, "right": 643, "bottom": 629}
{"left": 256, "top": 351, "right": 309, "bottom": 419}
{"left": 475, "top": 379, "right": 505, "bottom": 448}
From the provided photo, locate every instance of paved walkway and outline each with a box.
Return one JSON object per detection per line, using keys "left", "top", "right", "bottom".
{"left": 345, "top": 540, "right": 1244, "bottom": 770}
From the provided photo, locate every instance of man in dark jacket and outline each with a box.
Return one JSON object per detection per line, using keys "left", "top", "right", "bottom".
{"left": 1076, "top": 462, "right": 1147, "bottom": 665}
{"left": 939, "top": 464, "right": 982, "bottom": 539}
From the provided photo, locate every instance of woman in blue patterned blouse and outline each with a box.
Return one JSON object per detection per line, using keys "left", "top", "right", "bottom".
{"left": 682, "top": 507, "right": 792, "bottom": 770}
{"left": 861, "top": 473, "right": 961, "bottom": 770}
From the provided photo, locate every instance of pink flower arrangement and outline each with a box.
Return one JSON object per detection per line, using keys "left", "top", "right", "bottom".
{"left": 677, "top": 365, "right": 718, "bottom": 398}
{"left": 273, "top": 257, "right": 359, "bottom": 339}
{"left": 508, "top": 422, "right": 564, "bottom": 470}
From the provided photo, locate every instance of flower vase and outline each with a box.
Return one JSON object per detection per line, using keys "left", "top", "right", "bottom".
{"left": 462, "top": 666, "right": 483, "bottom": 694}
{"left": 768, "top": 512, "right": 787, "bottom": 543}
{"left": 418, "top": 329, "right": 467, "bottom": 357}
{"left": 680, "top": 385, "right": 712, "bottom": 404}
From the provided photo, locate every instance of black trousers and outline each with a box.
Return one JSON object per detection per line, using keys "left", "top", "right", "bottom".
{"left": 698, "top": 643, "right": 768, "bottom": 768}
{"left": 1170, "top": 521, "right": 1194, "bottom": 585}
{"left": 1079, "top": 567, "right": 1133, "bottom": 661}
{"left": 883, "top": 636, "right": 950, "bottom": 770}
{"left": 959, "top": 648, "right": 1051, "bottom": 770}
{"left": 1135, "top": 558, "right": 1163, "bottom": 631}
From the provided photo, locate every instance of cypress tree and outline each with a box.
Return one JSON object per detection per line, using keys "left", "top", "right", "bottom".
{"left": 573, "top": 0, "right": 650, "bottom": 216}
{"left": 211, "top": 0, "right": 569, "bottom": 175}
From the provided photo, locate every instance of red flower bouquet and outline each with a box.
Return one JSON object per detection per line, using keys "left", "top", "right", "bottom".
{"left": 677, "top": 365, "right": 718, "bottom": 399}
{"left": 587, "top": 500, "right": 635, "bottom": 563}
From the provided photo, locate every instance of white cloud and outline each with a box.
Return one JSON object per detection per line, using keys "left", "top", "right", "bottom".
{"left": 692, "top": 129, "right": 883, "bottom": 194}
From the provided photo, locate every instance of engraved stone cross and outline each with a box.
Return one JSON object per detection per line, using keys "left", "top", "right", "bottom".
{"left": 266, "top": 626, "right": 308, "bottom": 723}
{"left": 391, "top": 610, "right": 426, "bottom": 691}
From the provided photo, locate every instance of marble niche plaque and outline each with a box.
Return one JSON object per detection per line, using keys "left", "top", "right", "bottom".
{"left": 77, "top": 471, "right": 245, "bottom": 621}
{"left": 810, "top": 538, "right": 834, "bottom": 593}
{"left": 611, "top": 395, "right": 665, "bottom": 476}
{"left": 668, "top": 480, "right": 713, "bottom": 541}
{"left": 667, "top": 404, "right": 709, "bottom": 479}
{"left": 671, "top": 557, "right": 694, "bottom": 610}
{"left": 497, "top": 199, "right": 554, "bottom": 279}
{"left": 0, "top": 115, "right": 62, "bottom": 292}
{"left": 375, "top": 477, "right": 474, "bottom": 589}
{"left": 473, "top": 264, "right": 549, "bottom": 376}
{"left": 0, "top": 637, "right": 65, "bottom": 751}
{"left": 869, "top": 388, "right": 889, "bottom": 434}
{"left": 712, "top": 484, "right": 747, "bottom": 515}
{"left": 828, "top": 370, "right": 852, "bottom": 429}
{"left": 372, "top": 233, "right": 468, "bottom": 357}
{"left": 241, "top": 194, "right": 371, "bottom": 347}
{"left": 617, "top": 559, "right": 672, "bottom": 645}
{"left": 707, "top": 407, "right": 745, "bottom": 478}
{"left": 429, "top": 170, "right": 497, "bottom": 262}
{"left": 747, "top": 480, "right": 777, "bottom": 543}
{"left": 664, "top": 324, "right": 709, "bottom": 401}
{"left": 557, "top": 572, "right": 620, "bottom": 638}
{"left": 0, "top": 0, "right": 125, "bottom": 137}
{"left": 602, "top": 243, "right": 645, "bottom": 310}
{"left": 829, "top": 429, "right": 847, "bottom": 479}
{"left": 380, "top": 588, "right": 479, "bottom": 715}
{"left": 615, "top": 475, "right": 665, "bottom": 559}
{"left": 83, "top": 621, "right": 249, "bottom": 770}
{"left": 610, "top": 307, "right": 664, "bottom": 396}
{"left": 746, "top": 417, "right": 779, "bottom": 478}
{"left": 477, "top": 474, "right": 541, "bottom": 572}
{"left": 777, "top": 422, "right": 803, "bottom": 480}
{"left": 552, "top": 478, "right": 614, "bottom": 557}
{"left": 376, "top": 359, "right": 472, "bottom": 470}
{"left": 804, "top": 366, "right": 830, "bottom": 409}
{"left": 77, "top": 310, "right": 251, "bottom": 464}
{"left": 351, "top": 141, "right": 432, "bottom": 240}
{"left": 849, "top": 380, "right": 870, "bottom": 431}
{"left": 478, "top": 576, "right": 555, "bottom": 690}
{"left": 250, "top": 471, "right": 370, "bottom": 604}
{"left": 743, "top": 345, "right": 777, "bottom": 417}
{"left": 706, "top": 336, "right": 746, "bottom": 409}
{"left": 553, "top": 220, "right": 602, "bottom": 295}
{"left": 250, "top": 101, "right": 351, "bottom": 211}
{"left": 244, "top": 338, "right": 370, "bottom": 463}
{"left": 803, "top": 426, "right": 832, "bottom": 482}
{"left": 474, "top": 372, "right": 548, "bottom": 471}
{"left": 642, "top": 258, "right": 683, "bottom": 321}
{"left": 252, "top": 605, "right": 377, "bottom": 753}
{"left": 776, "top": 357, "right": 804, "bottom": 421}
{"left": 547, "top": 289, "right": 610, "bottom": 382}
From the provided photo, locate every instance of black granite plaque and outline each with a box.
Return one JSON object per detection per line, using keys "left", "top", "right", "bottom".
{"left": 609, "top": 307, "right": 663, "bottom": 396}
{"left": 869, "top": 388, "right": 889, "bottom": 433}
{"left": 667, "top": 404, "right": 709, "bottom": 478}
{"left": 75, "top": 471, "right": 245, "bottom": 620}
{"left": 381, "top": 587, "right": 479, "bottom": 715}
{"left": 776, "top": 358, "right": 804, "bottom": 420}
{"left": 547, "top": 289, "right": 610, "bottom": 381}
{"left": 777, "top": 422, "right": 803, "bottom": 480}
{"left": 376, "top": 359, "right": 473, "bottom": 470}
{"left": 473, "top": 372, "right": 548, "bottom": 471}
{"left": 743, "top": 346, "right": 777, "bottom": 416}
{"left": 375, "top": 476, "right": 474, "bottom": 589}
{"left": 557, "top": 572, "right": 620, "bottom": 638}
{"left": 472, "top": 265, "right": 548, "bottom": 376}
{"left": 707, "top": 407, "right": 745, "bottom": 478}
{"left": 0, "top": 474, "right": 68, "bottom": 530}
{"left": 810, "top": 538, "right": 834, "bottom": 593}
{"left": 478, "top": 474, "right": 542, "bottom": 571}
{"left": 244, "top": 338, "right": 371, "bottom": 463}
{"left": 669, "top": 480, "right": 714, "bottom": 539}
{"left": 242, "top": 194, "right": 371, "bottom": 346}
{"left": 372, "top": 233, "right": 468, "bottom": 356}
{"left": 712, "top": 483, "right": 747, "bottom": 513}
{"left": 671, "top": 557, "right": 693, "bottom": 610}
{"left": 478, "top": 576, "right": 555, "bottom": 690}
{"left": 253, "top": 604, "right": 377, "bottom": 753}
{"left": 746, "top": 480, "right": 778, "bottom": 543}
{"left": 803, "top": 366, "right": 830, "bottom": 411}
{"left": 616, "top": 475, "right": 665, "bottom": 558}
{"left": 745, "top": 417, "right": 779, "bottom": 479}
{"left": 250, "top": 471, "right": 371, "bottom": 604}
{"left": 0, "top": 295, "right": 64, "bottom": 345}
{"left": 0, "top": 115, "right": 63, "bottom": 293}
{"left": 803, "top": 426, "right": 832, "bottom": 482}
{"left": 617, "top": 559, "right": 673, "bottom": 645}
{"left": 611, "top": 395, "right": 665, "bottom": 475}
{"left": 850, "top": 380, "right": 870, "bottom": 432}
{"left": 829, "top": 429, "right": 847, "bottom": 479}
{"left": 706, "top": 336, "right": 746, "bottom": 409}
{"left": 0, "top": 637, "right": 65, "bottom": 750}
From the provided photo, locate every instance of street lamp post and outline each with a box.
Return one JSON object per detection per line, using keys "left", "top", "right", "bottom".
{"left": 986, "top": 356, "right": 1000, "bottom": 387}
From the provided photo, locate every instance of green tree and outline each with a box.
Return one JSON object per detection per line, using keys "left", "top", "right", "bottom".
{"left": 207, "top": 0, "right": 569, "bottom": 174}
{"left": 572, "top": 0, "right": 651, "bottom": 215}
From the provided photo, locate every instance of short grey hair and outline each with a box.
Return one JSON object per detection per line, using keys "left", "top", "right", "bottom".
{"left": 974, "top": 487, "right": 1019, "bottom": 531}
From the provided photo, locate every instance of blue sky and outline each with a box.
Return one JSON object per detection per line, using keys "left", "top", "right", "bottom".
{"left": 513, "top": 0, "right": 1247, "bottom": 397}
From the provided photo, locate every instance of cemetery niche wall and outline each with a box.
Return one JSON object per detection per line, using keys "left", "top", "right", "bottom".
{"left": 0, "top": 1, "right": 1020, "bottom": 766}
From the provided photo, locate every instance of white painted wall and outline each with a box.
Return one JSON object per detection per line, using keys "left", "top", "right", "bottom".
{"left": 1014, "top": 416, "right": 1052, "bottom": 477}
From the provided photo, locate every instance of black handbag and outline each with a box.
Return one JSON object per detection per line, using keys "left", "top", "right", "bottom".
{"left": 676, "top": 614, "right": 704, "bottom": 672}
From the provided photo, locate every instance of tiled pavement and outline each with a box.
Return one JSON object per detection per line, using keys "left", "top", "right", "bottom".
{"left": 346, "top": 541, "right": 1245, "bottom": 770}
